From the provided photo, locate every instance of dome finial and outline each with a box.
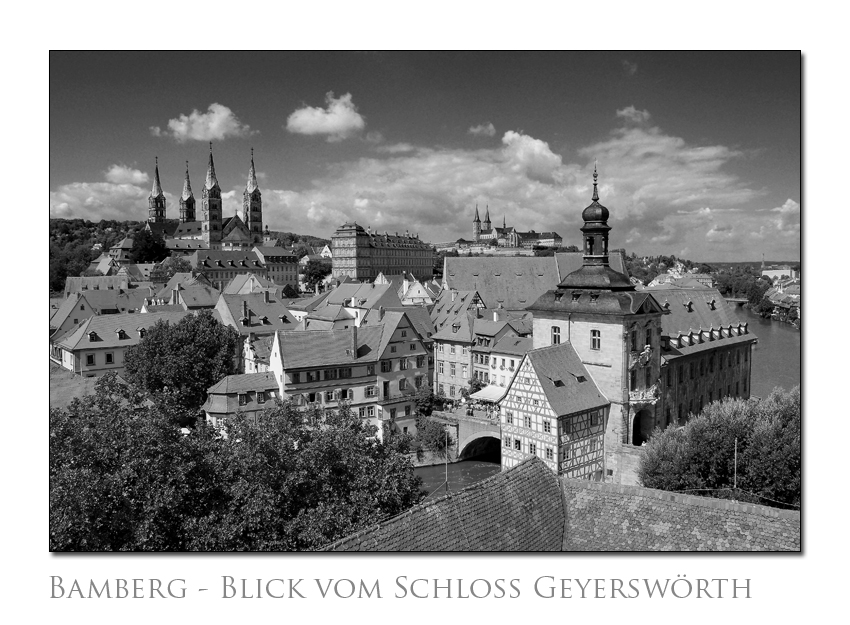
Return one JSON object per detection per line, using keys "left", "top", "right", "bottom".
{"left": 592, "top": 160, "right": 599, "bottom": 202}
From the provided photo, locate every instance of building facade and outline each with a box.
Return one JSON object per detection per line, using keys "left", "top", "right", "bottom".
{"left": 331, "top": 222, "right": 434, "bottom": 281}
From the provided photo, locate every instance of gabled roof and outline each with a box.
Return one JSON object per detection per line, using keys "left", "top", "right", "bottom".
{"left": 223, "top": 273, "right": 273, "bottom": 294}
{"left": 64, "top": 276, "right": 131, "bottom": 297}
{"left": 431, "top": 309, "right": 475, "bottom": 343}
{"left": 203, "top": 372, "right": 279, "bottom": 415}
{"left": 491, "top": 334, "right": 533, "bottom": 357}
{"left": 252, "top": 246, "right": 297, "bottom": 260}
{"left": 530, "top": 289, "right": 663, "bottom": 317}
{"left": 172, "top": 221, "right": 204, "bottom": 237}
{"left": 523, "top": 343, "right": 608, "bottom": 416}
{"left": 248, "top": 334, "right": 275, "bottom": 364}
{"left": 305, "top": 304, "right": 355, "bottom": 323}
{"left": 145, "top": 221, "right": 179, "bottom": 238}
{"left": 644, "top": 285, "right": 751, "bottom": 337}
{"left": 316, "top": 281, "right": 403, "bottom": 311}
{"left": 376, "top": 306, "right": 436, "bottom": 342}
{"left": 177, "top": 285, "right": 222, "bottom": 308}
{"left": 216, "top": 293, "right": 298, "bottom": 335}
{"left": 430, "top": 289, "right": 483, "bottom": 331}
{"left": 277, "top": 325, "right": 385, "bottom": 369}
{"left": 53, "top": 310, "right": 191, "bottom": 351}
{"left": 207, "top": 371, "right": 278, "bottom": 395}
{"left": 191, "top": 250, "right": 264, "bottom": 269}
{"left": 165, "top": 239, "right": 209, "bottom": 251}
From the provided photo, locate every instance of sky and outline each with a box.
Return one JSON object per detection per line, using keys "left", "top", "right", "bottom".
{"left": 49, "top": 51, "right": 800, "bottom": 262}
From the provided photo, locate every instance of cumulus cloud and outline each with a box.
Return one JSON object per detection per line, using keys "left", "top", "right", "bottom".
{"left": 501, "top": 131, "right": 563, "bottom": 182}
{"left": 376, "top": 143, "right": 417, "bottom": 154}
{"left": 286, "top": 92, "right": 366, "bottom": 142}
{"left": 616, "top": 106, "right": 651, "bottom": 125}
{"left": 468, "top": 122, "right": 496, "bottom": 137}
{"left": 104, "top": 164, "right": 149, "bottom": 185}
{"left": 622, "top": 60, "right": 638, "bottom": 76}
{"left": 365, "top": 131, "right": 385, "bottom": 144}
{"left": 150, "top": 103, "right": 255, "bottom": 143}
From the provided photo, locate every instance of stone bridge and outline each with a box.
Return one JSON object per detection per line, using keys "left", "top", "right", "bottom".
{"left": 431, "top": 408, "right": 501, "bottom": 460}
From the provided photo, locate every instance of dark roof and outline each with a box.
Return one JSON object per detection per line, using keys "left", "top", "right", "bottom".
{"left": 644, "top": 285, "right": 752, "bottom": 337}
{"left": 530, "top": 289, "right": 664, "bottom": 317}
{"left": 524, "top": 344, "right": 608, "bottom": 416}
{"left": 277, "top": 324, "right": 386, "bottom": 369}
{"left": 206, "top": 371, "right": 278, "bottom": 394}
{"left": 222, "top": 273, "right": 273, "bottom": 294}
{"left": 324, "top": 457, "right": 565, "bottom": 551}
{"left": 558, "top": 264, "right": 634, "bottom": 290}
{"left": 172, "top": 221, "right": 203, "bottom": 237}
{"left": 491, "top": 335, "right": 533, "bottom": 357}
{"left": 379, "top": 306, "right": 436, "bottom": 342}
{"left": 53, "top": 311, "right": 191, "bottom": 351}
{"left": 146, "top": 221, "right": 179, "bottom": 238}
{"left": 216, "top": 293, "right": 298, "bottom": 335}
{"left": 323, "top": 457, "right": 800, "bottom": 552}
{"left": 315, "top": 282, "right": 403, "bottom": 311}
{"left": 64, "top": 276, "right": 131, "bottom": 297}
{"left": 430, "top": 289, "right": 484, "bottom": 331}
{"left": 203, "top": 372, "right": 280, "bottom": 415}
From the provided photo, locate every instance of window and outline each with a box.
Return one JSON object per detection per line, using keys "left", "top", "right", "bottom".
{"left": 439, "top": 384, "right": 444, "bottom": 394}
{"left": 359, "top": 407, "right": 366, "bottom": 418}
{"left": 552, "top": 326, "right": 561, "bottom": 345}
{"left": 504, "top": 436, "right": 511, "bottom": 448}
{"left": 325, "top": 368, "right": 338, "bottom": 380}
{"left": 529, "top": 442, "right": 537, "bottom": 455}
{"left": 105, "top": 353, "right": 114, "bottom": 365}
{"left": 410, "top": 343, "right": 416, "bottom": 351}
{"left": 366, "top": 386, "right": 377, "bottom": 397}
{"left": 450, "top": 363, "right": 456, "bottom": 376}
{"left": 86, "top": 354, "right": 95, "bottom": 366}
{"left": 73, "top": 319, "right": 78, "bottom": 325}
{"left": 629, "top": 370, "right": 637, "bottom": 391}
{"left": 438, "top": 361, "right": 444, "bottom": 374}
{"left": 367, "top": 364, "right": 375, "bottom": 376}
{"left": 523, "top": 415, "right": 531, "bottom": 428}
{"left": 400, "top": 359, "right": 408, "bottom": 370}
{"left": 403, "top": 426, "right": 409, "bottom": 433}
{"left": 257, "top": 391, "right": 266, "bottom": 404}
{"left": 645, "top": 367, "right": 651, "bottom": 388}
{"left": 546, "top": 447, "right": 554, "bottom": 460}
{"left": 509, "top": 359, "right": 515, "bottom": 370}
{"left": 399, "top": 378, "right": 407, "bottom": 391}
{"left": 339, "top": 367, "right": 352, "bottom": 379}
{"left": 291, "top": 372, "right": 300, "bottom": 384}
{"left": 449, "top": 385, "right": 456, "bottom": 397}
{"left": 462, "top": 346, "right": 468, "bottom": 356}
{"left": 591, "top": 330, "right": 601, "bottom": 350}
{"left": 405, "top": 405, "right": 411, "bottom": 417}
{"left": 543, "top": 420, "right": 551, "bottom": 433}
{"left": 401, "top": 330, "right": 407, "bottom": 337}
{"left": 325, "top": 390, "right": 335, "bottom": 402}
{"left": 506, "top": 410, "right": 513, "bottom": 424}
{"left": 390, "top": 345, "right": 397, "bottom": 353}
{"left": 461, "top": 364, "right": 468, "bottom": 379}
{"left": 630, "top": 330, "right": 637, "bottom": 351}
{"left": 645, "top": 328, "right": 652, "bottom": 349}
{"left": 416, "top": 355, "right": 425, "bottom": 368}
{"left": 514, "top": 439, "right": 521, "bottom": 451}
{"left": 450, "top": 345, "right": 456, "bottom": 355}
{"left": 238, "top": 394, "right": 247, "bottom": 406}
{"left": 367, "top": 406, "right": 375, "bottom": 418}
{"left": 438, "top": 344, "right": 444, "bottom": 353}
{"left": 532, "top": 398, "right": 538, "bottom": 406}
{"left": 381, "top": 360, "right": 392, "bottom": 373}
{"left": 390, "top": 408, "right": 397, "bottom": 420}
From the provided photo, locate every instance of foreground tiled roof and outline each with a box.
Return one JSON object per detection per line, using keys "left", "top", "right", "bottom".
{"left": 323, "top": 457, "right": 801, "bottom": 552}
{"left": 561, "top": 479, "right": 800, "bottom": 551}
{"left": 324, "top": 456, "right": 565, "bottom": 551}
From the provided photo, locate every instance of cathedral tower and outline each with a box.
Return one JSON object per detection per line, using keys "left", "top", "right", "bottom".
{"left": 483, "top": 205, "right": 491, "bottom": 231}
{"left": 179, "top": 161, "right": 196, "bottom": 223}
{"left": 472, "top": 204, "right": 481, "bottom": 242}
{"left": 242, "top": 148, "right": 263, "bottom": 244}
{"left": 202, "top": 143, "right": 222, "bottom": 247}
{"left": 148, "top": 157, "right": 166, "bottom": 223}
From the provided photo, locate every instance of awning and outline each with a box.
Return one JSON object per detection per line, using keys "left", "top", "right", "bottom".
{"left": 469, "top": 384, "right": 507, "bottom": 403}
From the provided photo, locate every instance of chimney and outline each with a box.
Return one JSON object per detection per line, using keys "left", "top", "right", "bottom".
{"left": 493, "top": 309, "right": 500, "bottom": 322}
{"left": 350, "top": 325, "right": 358, "bottom": 357}
{"left": 263, "top": 290, "right": 270, "bottom": 304}
{"left": 242, "top": 300, "right": 249, "bottom": 319}
{"left": 451, "top": 289, "right": 457, "bottom": 302}
{"left": 379, "top": 306, "right": 384, "bottom": 321}
{"left": 171, "top": 288, "right": 179, "bottom": 305}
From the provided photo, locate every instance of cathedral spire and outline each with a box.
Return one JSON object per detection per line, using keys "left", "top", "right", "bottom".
{"left": 246, "top": 147, "right": 258, "bottom": 193}
{"left": 181, "top": 161, "right": 193, "bottom": 200}
{"left": 150, "top": 157, "right": 164, "bottom": 198}
{"left": 473, "top": 204, "right": 480, "bottom": 223}
{"left": 484, "top": 205, "right": 490, "bottom": 223}
{"left": 205, "top": 142, "right": 219, "bottom": 190}
{"left": 503, "top": 214, "right": 506, "bottom": 229}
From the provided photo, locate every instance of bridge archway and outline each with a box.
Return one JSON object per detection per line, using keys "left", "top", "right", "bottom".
{"left": 457, "top": 431, "right": 501, "bottom": 461}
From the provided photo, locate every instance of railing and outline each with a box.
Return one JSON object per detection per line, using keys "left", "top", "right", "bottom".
{"left": 629, "top": 384, "right": 659, "bottom": 404}
{"left": 377, "top": 389, "right": 418, "bottom": 404}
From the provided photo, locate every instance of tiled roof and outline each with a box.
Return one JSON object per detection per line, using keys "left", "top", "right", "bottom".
{"left": 252, "top": 246, "right": 297, "bottom": 259}
{"left": 173, "top": 221, "right": 203, "bottom": 237}
{"left": 223, "top": 273, "right": 273, "bottom": 294}
{"left": 143, "top": 304, "right": 185, "bottom": 313}
{"left": 277, "top": 324, "right": 386, "bottom": 369}
{"left": 377, "top": 306, "right": 436, "bottom": 342}
{"left": 531, "top": 289, "right": 662, "bottom": 317}
{"left": 561, "top": 479, "right": 800, "bottom": 551}
{"left": 178, "top": 285, "right": 222, "bottom": 308}
{"left": 318, "top": 282, "right": 404, "bottom": 310}
{"left": 146, "top": 221, "right": 179, "bottom": 238}
{"left": 644, "top": 285, "right": 751, "bottom": 337}
{"left": 165, "top": 239, "right": 209, "bottom": 251}
{"left": 191, "top": 250, "right": 264, "bottom": 268}
{"left": 525, "top": 344, "right": 608, "bottom": 416}
{"left": 155, "top": 272, "right": 212, "bottom": 299}
{"left": 53, "top": 310, "right": 192, "bottom": 351}
{"left": 491, "top": 335, "right": 533, "bottom": 357}
{"left": 305, "top": 304, "right": 355, "bottom": 322}
{"left": 322, "top": 457, "right": 801, "bottom": 552}
{"left": 430, "top": 289, "right": 483, "bottom": 331}
{"left": 206, "top": 371, "right": 278, "bottom": 395}
{"left": 217, "top": 293, "right": 298, "bottom": 335}
{"left": 324, "top": 456, "right": 565, "bottom": 551}
{"left": 64, "top": 276, "right": 130, "bottom": 297}
{"left": 431, "top": 310, "right": 474, "bottom": 343}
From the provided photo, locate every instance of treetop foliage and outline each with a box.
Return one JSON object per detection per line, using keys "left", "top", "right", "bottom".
{"left": 50, "top": 377, "right": 424, "bottom": 551}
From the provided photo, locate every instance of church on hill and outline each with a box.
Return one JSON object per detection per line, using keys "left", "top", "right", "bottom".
{"left": 471, "top": 204, "right": 562, "bottom": 248}
{"left": 144, "top": 145, "right": 273, "bottom": 251}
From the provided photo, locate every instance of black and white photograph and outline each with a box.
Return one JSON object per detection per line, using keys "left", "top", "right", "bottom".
{"left": 47, "top": 50, "right": 801, "bottom": 553}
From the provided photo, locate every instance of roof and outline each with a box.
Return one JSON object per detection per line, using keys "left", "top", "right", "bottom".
{"left": 524, "top": 343, "right": 608, "bottom": 416}
{"left": 324, "top": 456, "right": 565, "bottom": 551}
{"left": 430, "top": 289, "right": 484, "bottom": 331}
{"left": 491, "top": 334, "right": 533, "bottom": 357}
{"left": 222, "top": 273, "right": 273, "bottom": 294}
{"left": 469, "top": 384, "right": 507, "bottom": 403}
{"left": 277, "top": 325, "right": 386, "bottom": 369}
{"left": 305, "top": 304, "right": 355, "bottom": 323}
{"left": 252, "top": 246, "right": 297, "bottom": 259}
{"left": 177, "top": 285, "right": 222, "bottom": 308}
{"left": 323, "top": 457, "right": 800, "bottom": 552}
{"left": 443, "top": 252, "right": 628, "bottom": 310}
{"left": 378, "top": 306, "right": 436, "bottom": 342}
{"left": 216, "top": 293, "right": 298, "bottom": 335}
{"left": 64, "top": 276, "right": 130, "bottom": 297}
{"left": 142, "top": 304, "right": 185, "bottom": 313}
{"left": 146, "top": 221, "right": 179, "bottom": 238}
{"left": 248, "top": 334, "right": 274, "bottom": 364}
{"left": 53, "top": 310, "right": 192, "bottom": 351}
{"left": 530, "top": 288, "right": 664, "bottom": 317}
{"left": 206, "top": 371, "right": 278, "bottom": 395}
{"left": 315, "top": 282, "right": 403, "bottom": 311}
{"left": 191, "top": 250, "right": 264, "bottom": 269}
{"left": 165, "top": 239, "right": 209, "bottom": 251}
{"left": 431, "top": 309, "right": 474, "bottom": 343}
{"left": 172, "top": 221, "right": 204, "bottom": 237}
{"left": 644, "top": 285, "right": 752, "bottom": 337}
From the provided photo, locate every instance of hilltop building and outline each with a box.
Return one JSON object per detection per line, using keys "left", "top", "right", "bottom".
{"left": 331, "top": 222, "right": 434, "bottom": 282}
{"left": 471, "top": 204, "right": 562, "bottom": 248}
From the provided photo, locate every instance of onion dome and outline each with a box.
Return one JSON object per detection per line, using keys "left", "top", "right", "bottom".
{"left": 582, "top": 162, "right": 609, "bottom": 222}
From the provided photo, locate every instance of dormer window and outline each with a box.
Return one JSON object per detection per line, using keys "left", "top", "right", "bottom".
{"left": 138, "top": 328, "right": 147, "bottom": 339}
{"left": 684, "top": 300, "right": 693, "bottom": 312}
{"left": 571, "top": 291, "right": 581, "bottom": 302}
{"left": 88, "top": 331, "right": 99, "bottom": 342}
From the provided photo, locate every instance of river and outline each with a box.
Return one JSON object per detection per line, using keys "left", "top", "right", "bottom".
{"left": 414, "top": 307, "right": 801, "bottom": 493}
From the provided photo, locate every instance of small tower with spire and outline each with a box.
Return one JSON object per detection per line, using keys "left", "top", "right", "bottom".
{"left": 148, "top": 157, "right": 166, "bottom": 223}
{"left": 202, "top": 142, "right": 222, "bottom": 248}
{"left": 483, "top": 205, "right": 491, "bottom": 231}
{"left": 243, "top": 148, "right": 263, "bottom": 244}
{"left": 472, "top": 204, "right": 481, "bottom": 242}
{"left": 179, "top": 161, "right": 196, "bottom": 223}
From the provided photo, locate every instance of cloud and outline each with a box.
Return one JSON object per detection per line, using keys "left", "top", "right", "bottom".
{"left": 286, "top": 92, "right": 366, "bottom": 142}
{"left": 616, "top": 106, "right": 651, "bottom": 125}
{"left": 365, "top": 131, "right": 385, "bottom": 144}
{"left": 622, "top": 60, "right": 638, "bottom": 76}
{"left": 501, "top": 130, "right": 563, "bottom": 182}
{"left": 104, "top": 164, "right": 149, "bottom": 185}
{"left": 150, "top": 103, "right": 255, "bottom": 143}
{"left": 468, "top": 122, "right": 496, "bottom": 137}
{"left": 376, "top": 143, "right": 417, "bottom": 154}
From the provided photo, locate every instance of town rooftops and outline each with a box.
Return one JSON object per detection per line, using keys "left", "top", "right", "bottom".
{"left": 491, "top": 334, "right": 533, "bottom": 357}
{"left": 524, "top": 343, "right": 608, "bottom": 416}
{"left": 191, "top": 250, "right": 263, "bottom": 268}
{"left": 52, "top": 310, "right": 191, "bottom": 351}
{"left": 314, "top": 281, "right": 404, "bottom": 311}
{"left": 276, "top": 325, "right": 385, "bottom": 369}
{"left": 217, "top": 293, "right": 298, "bottom": 335}
{"left": 252, "top": 246, "right": 298, "bottom": 259}
{"left": 644, "top": 285, "right": 754, "bottom": 338}
{"left": 223, "top": 273, "right": 273, "bottom": 294}
{"left": 64, "top": 276, "right": 131, "bottom": 297}
{"left": 530, "top": 288, "right": 664, "bottom": 317}
{"left": 323, "top": 456, "right": 800, "bottom": 552}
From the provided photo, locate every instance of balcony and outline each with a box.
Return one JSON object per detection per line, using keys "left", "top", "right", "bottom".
{"left": 376, "top": 389, "right": 417, "bottom": 405}
{"left": 629, "top": 383, "right": 659, "bottom": 405}
{"left": 628, "top": 345, "right": 653, "bottom": 369}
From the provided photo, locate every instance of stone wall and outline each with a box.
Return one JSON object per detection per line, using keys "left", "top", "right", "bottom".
{"left": 561, "top": 478, "right": 800, "bottom": 551}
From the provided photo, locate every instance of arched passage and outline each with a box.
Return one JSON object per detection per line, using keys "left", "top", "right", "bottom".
{"left": 632, "top": 409, "right": 654, "bottom": 446}
{"left": 458, "top": 431, "right": 501, "bottom": 461}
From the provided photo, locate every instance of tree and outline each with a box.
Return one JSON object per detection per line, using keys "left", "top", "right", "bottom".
{"left": 303, "top": 259, "right": 332, "bottom": 290}
{"left": 756, "top": 296, "right": 775, "bottom": 318}
{"left": 562, "top": 245, "right": 580, "bottom": 253}
{"left": 124, "top": 310, "right": 242, "bottom": 415}
{"left": 50, "top": 378, "right": 424, "bottom": 551}
{"left": 638, "top": 387, "right": 801, "bottom": 509}
{"left": 129, "top": 229, "right": 168, "bottom": 264}
{"left": 414, "top": 382, "right": 441, "bottom": 417}
{"left": 413, "top": 415, "right": 454, "bottom": 460}
{"left": 461, "top": 377, "right": 485, "bottom": 398}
